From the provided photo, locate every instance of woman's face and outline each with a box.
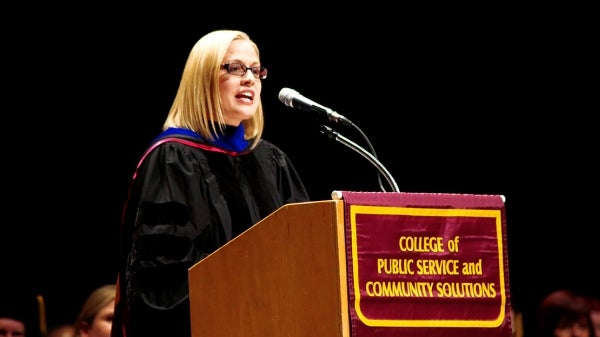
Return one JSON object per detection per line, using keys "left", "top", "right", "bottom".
{"left": 79, "top": 299, "right": 114, "bottom": 337}
{"left": 218, "top": 39, "right": 262, "bottom": 126}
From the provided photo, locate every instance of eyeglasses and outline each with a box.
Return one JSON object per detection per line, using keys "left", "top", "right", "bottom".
{"left": 221, "top": 63, "right": 268, "bottom": 79}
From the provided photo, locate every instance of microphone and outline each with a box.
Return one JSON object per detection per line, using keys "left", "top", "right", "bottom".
{"left": 278, "top": 87, "right": 353, "bottom": 126}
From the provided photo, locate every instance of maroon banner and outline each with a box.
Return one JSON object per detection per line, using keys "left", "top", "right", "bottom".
{"left": 335, "top": 191, "right": 512, "bottom": 337}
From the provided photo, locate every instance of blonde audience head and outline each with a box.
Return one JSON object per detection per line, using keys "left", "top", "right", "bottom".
{"left": 73, "top": 284, "right": 115, "bottom": 337}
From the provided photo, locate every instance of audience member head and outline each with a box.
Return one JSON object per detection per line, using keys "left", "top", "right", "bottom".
{"left": 0, "top": 317, "right": 26, "bottom": 337}
{"left": 73, "top": 284, "right": 115, "bottom": 337}
{"left": 535, "top": 288, "right": 595, "bottom": 337}
{"left": 588, "top": 296, "right": 600, "bottom": 337}
{"left": 0, "top": 291, "right": 43, "bottom": 337}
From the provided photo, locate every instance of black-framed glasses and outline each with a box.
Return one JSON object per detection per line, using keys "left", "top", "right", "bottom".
{"left": 221, "top": 63, "right": 268, "bottom": 79}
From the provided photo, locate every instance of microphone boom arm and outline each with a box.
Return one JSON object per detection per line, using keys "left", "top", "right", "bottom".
{"left": 321, "top": 125, "right": 400, "bottom": 192}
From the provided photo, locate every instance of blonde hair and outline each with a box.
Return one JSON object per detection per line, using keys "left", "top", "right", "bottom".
{"left": 74, "top": 284, "right": 116, "bottom": 337}
{"left": 163, "top": 29, "right": 264, "bottom": 149}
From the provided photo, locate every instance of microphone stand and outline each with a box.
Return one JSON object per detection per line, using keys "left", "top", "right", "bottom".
{"left": 320, "top": 125, "right": 400, "bottom": 193}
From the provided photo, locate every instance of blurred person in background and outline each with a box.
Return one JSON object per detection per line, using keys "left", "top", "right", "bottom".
{"left": 72, "top": 284, "right": 115, "bottom": 337}
{"left": 0, "top": 290, "right": 44, "bottom": 337}
{"left": 535, "top": 288, "right": 595, "bottom": 337}
{"left": 587, "top": 296, "right": 600, "bottom": 337}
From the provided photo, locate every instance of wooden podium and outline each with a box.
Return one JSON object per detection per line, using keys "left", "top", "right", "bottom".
{"left": 188, "top": 192, "right": 511, "bottom": 337}
{"left": 188, "top": 200, "right": 349, "bottom": 337}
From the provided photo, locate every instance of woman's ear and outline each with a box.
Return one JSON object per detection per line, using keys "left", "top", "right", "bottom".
{"left": 78, "top": 321, "right": 91, "bottom": 337}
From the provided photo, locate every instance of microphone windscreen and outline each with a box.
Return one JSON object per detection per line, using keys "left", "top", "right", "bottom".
{"left": 278, "top": 88, "right": 298, "bottom": 107}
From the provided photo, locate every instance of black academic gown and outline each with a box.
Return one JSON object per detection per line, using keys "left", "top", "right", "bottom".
{"left": 112, "top": 128, "right": 310, "bottom": 337}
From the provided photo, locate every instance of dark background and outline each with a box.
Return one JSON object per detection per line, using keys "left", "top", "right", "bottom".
{"left": 2, "top": 6, "right": 595, "bottom": 337}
